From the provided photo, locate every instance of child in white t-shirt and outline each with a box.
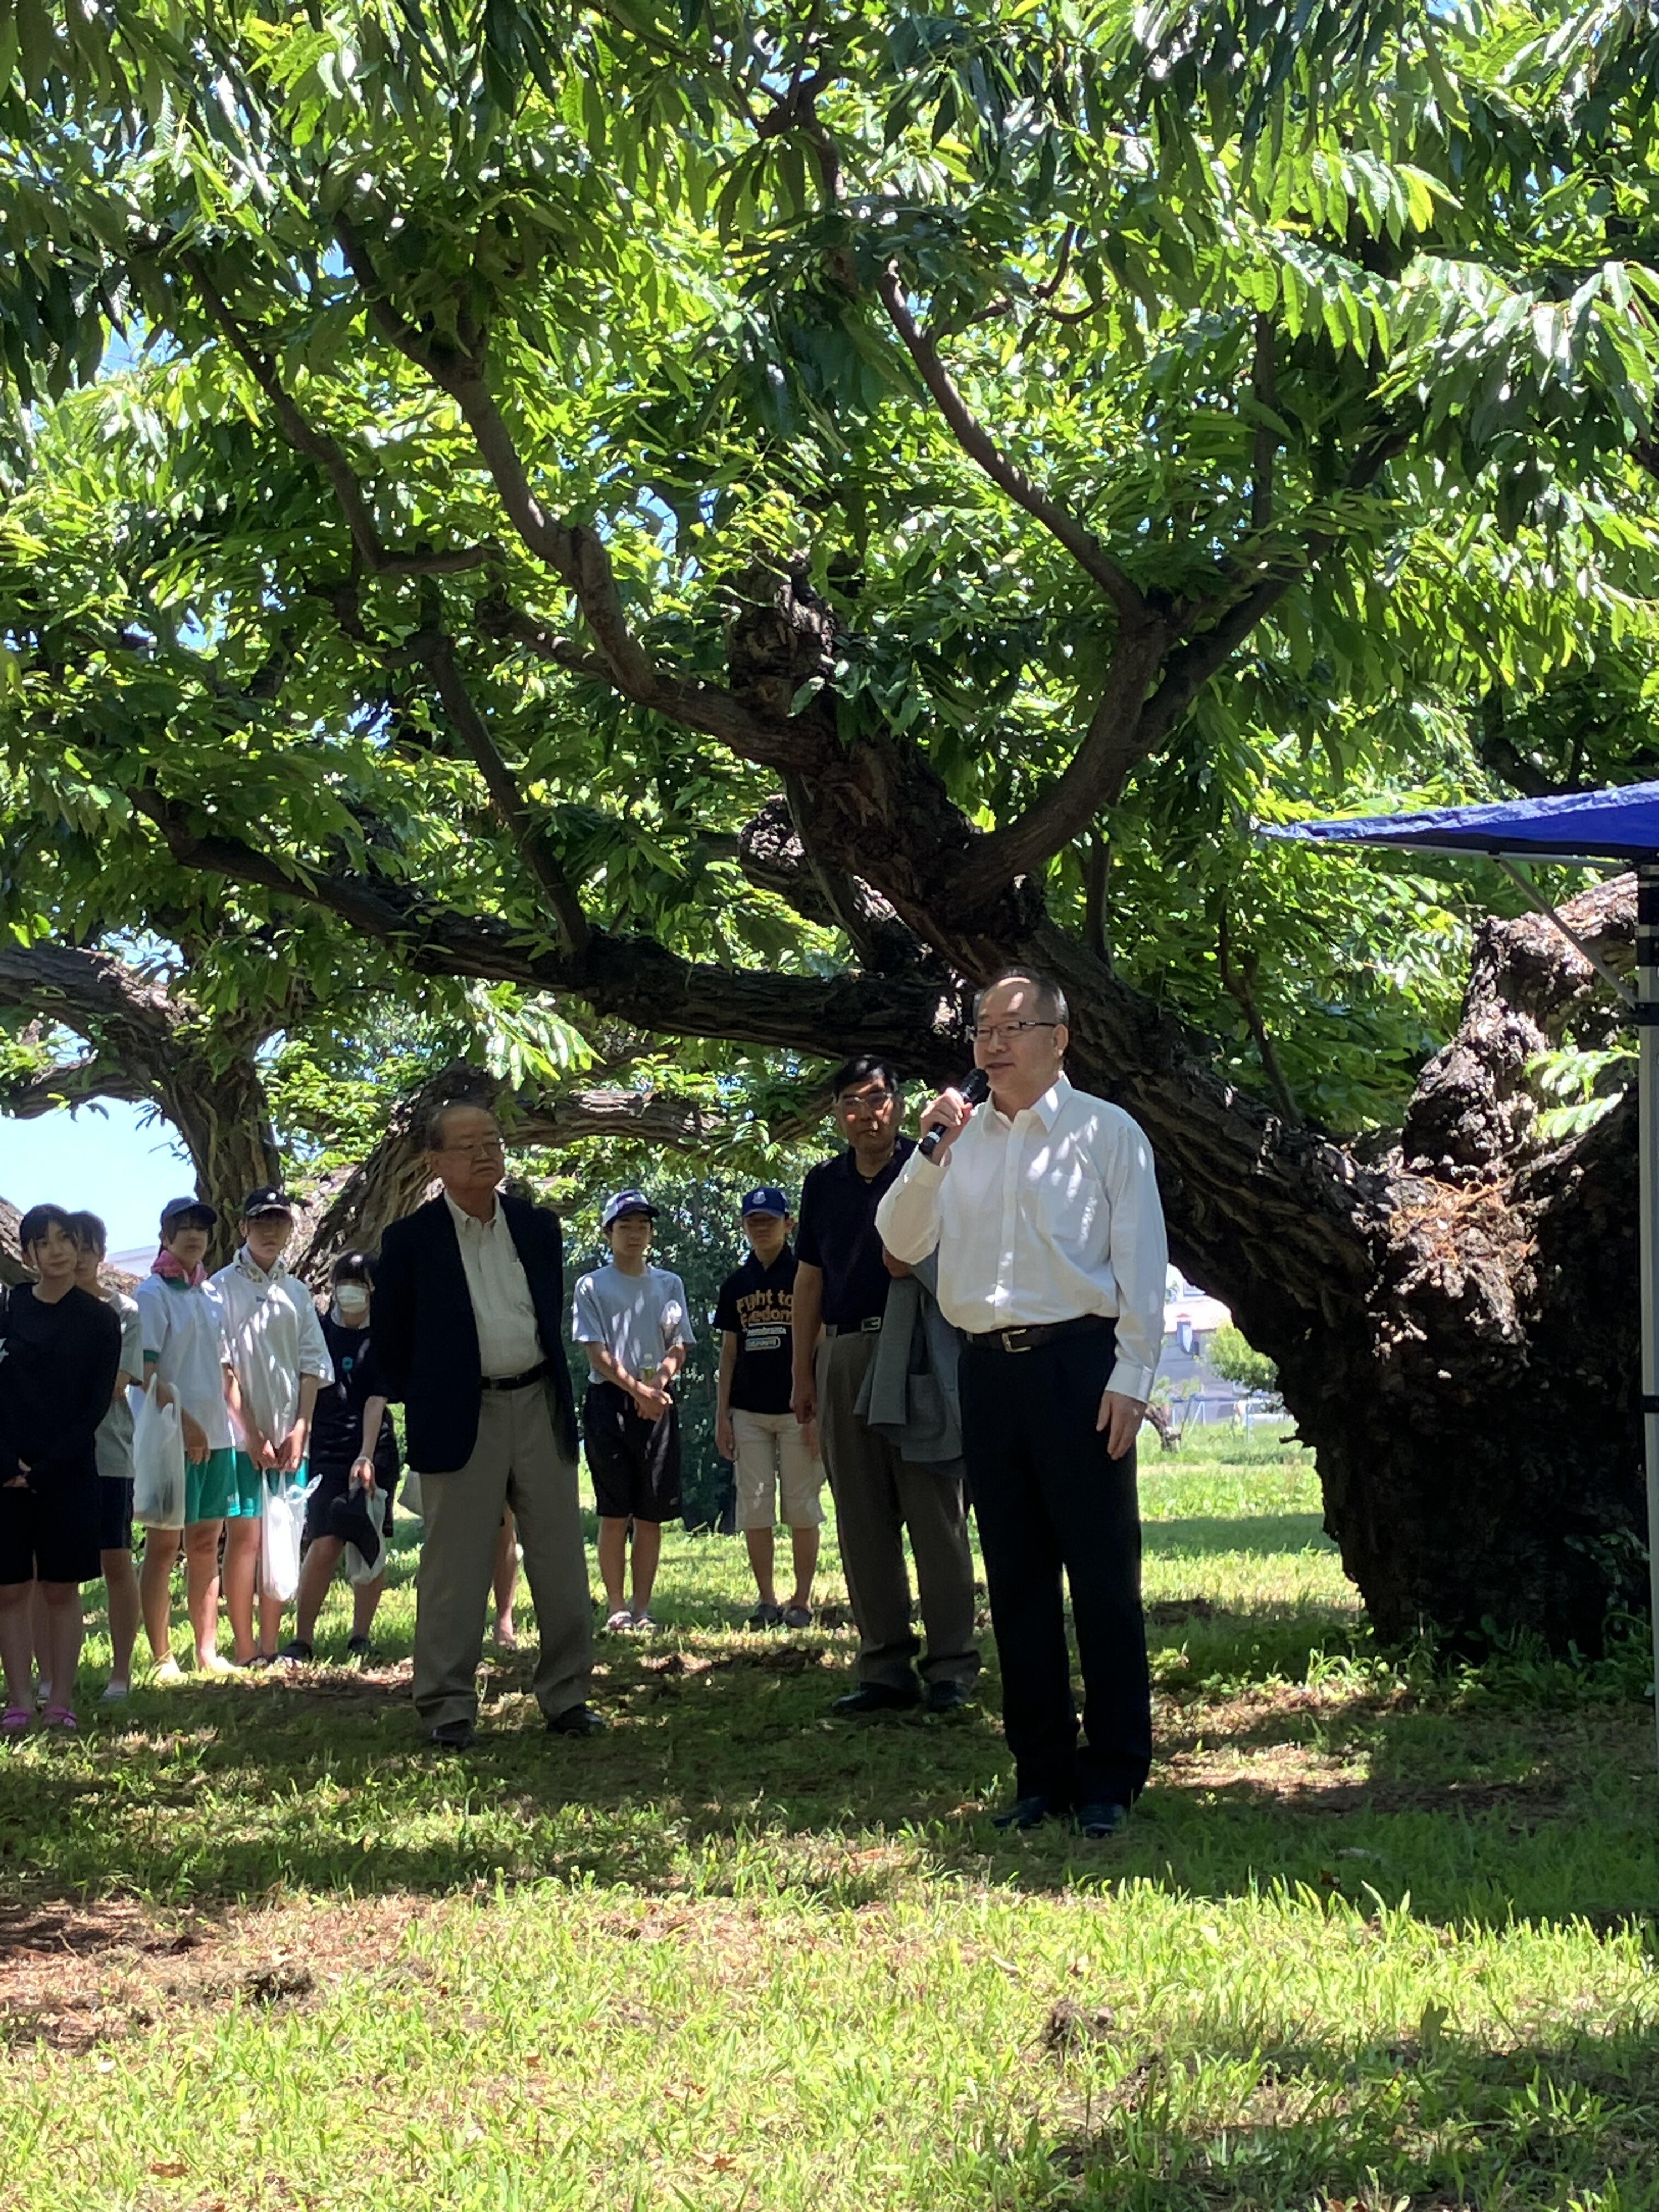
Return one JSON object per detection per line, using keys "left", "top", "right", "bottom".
{"left": 570, "top": 1192, "right": 693, "bottom": 1632}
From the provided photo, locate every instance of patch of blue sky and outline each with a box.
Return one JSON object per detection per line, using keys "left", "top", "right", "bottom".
{"left": 0, "top": 1097, "right": 191, "bottom": 1252}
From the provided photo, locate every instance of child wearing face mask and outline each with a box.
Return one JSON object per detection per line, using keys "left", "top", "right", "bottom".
{"left": 279, "top": 1251, "right": 402, "bottom": 1663}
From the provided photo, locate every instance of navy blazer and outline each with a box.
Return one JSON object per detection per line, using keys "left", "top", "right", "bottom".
{"left": 373, "top": 1192, "right": 579, "bottom": 1474}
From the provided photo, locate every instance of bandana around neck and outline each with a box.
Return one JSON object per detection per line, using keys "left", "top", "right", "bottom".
{"left": 151, "top": 1247, "right": 206, "bottom": 1288}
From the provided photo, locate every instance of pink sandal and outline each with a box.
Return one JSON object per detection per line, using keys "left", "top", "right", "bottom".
{"left": 2, "top": 1707, "right": 31, "bottom": 1734}
{"left": 40, "top": 1706, "right": 78, "bottom": 1733}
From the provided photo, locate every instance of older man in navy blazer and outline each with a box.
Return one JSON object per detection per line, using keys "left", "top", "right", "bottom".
{"left": 375, "top": 1101, "right": 601, "bottom": 1748}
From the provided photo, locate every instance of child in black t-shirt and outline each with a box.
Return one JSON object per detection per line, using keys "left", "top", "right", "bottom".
{"left": 0, "top": 1205, "right": 121, "bottom": 1731}
{"left": 279, "top": 1252, "right": 400, "bottom": 1664}
{"left": 714, "top": 1187, "right": 824, "bottom": 1630}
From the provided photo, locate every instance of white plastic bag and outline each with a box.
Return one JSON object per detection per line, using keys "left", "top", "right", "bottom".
{"left": 259, "top": 1480, "right": 304, "bottom": 1602}
{"left": 397, "top": 1468, "right": 424, "bottom": 1523}
{"left": 132, "top": 1392, "right": 187, "bottom": 1529}
{"left": 343, "top": 1483, "right": 388, "bottom": 1585}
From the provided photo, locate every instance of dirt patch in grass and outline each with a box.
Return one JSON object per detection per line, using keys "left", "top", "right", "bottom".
{"left": 0, "top": 1898, "right": 422, "bottom": 2053}
{"left": 263, "top": 1657, "right": 413, "bottom": 1702}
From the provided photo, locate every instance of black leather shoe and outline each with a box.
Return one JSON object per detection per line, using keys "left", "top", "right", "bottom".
{"left": 1076, "top": 1800, "right": 1130, "bottom": 1839}
{"left": 428, "top": 1718, "right": 475, "bottom": 1751}
{"left": 546, "top": 1703, "right": 607, "bottom": 1736}
{"left": 831, "top": 1683, "right": 921, "bottom": 1716}
{"left": 925, "top": 1679, "right": 973, "bottom": 1714}
{"left": 991, "top": 1793, "right": 1063, "bottom": 1831}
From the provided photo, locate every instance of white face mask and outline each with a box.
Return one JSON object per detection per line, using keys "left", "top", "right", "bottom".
{"left": 334, "top": 1285, "right": 370, "bottom": 1321}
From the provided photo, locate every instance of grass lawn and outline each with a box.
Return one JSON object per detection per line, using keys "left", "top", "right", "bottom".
{"left": 4, "top": 1431, "right": 1657, "bottom": 2210}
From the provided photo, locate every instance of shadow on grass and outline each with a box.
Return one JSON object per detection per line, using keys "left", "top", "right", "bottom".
{"left": 3, "top": 1605, "right": 1655, "bottom": 1935}
{"left": 1143, "top": 1513, "right": 1335, "bottom": 1560}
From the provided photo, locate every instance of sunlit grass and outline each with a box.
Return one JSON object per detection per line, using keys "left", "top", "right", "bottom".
{"left": 4, "top": 1430, "right": 1656, "bottom": 2209}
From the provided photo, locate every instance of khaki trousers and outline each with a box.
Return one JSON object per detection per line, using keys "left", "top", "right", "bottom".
{"left": 413, "top": 1380, "right": 592, "bottom": 1729}
{"left": 815, "top": 1329, "right": 979, "bottom": 1692}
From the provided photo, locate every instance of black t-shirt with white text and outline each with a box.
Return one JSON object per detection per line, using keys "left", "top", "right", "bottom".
{"left": 714, "top": 1247, "right": 800, "bottom": 1416}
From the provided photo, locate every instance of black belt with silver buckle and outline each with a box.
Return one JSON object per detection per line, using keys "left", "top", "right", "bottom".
{"left": 964, "top": 1316, "right": 1115, "bottom": 1357}
{"left": 481, "top": 1359, "right": 551, "bottom": 1392}
{"left": 825, "top": 1316, "right": 884, "bottom": 1337}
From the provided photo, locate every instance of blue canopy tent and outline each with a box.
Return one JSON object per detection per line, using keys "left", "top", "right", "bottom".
{"left": 1265, "top": 780, "right": 1659, "bottom": 1759}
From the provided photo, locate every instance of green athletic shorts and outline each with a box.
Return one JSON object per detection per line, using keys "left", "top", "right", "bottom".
{"left": 183, "top": 1447, "right": 257, "bottom": 1524}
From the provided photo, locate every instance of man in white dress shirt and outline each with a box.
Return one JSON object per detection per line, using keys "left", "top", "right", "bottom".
{"left": 375, "top": 1103, "right": 600, "bottom": 1749}
{"left": 876, "top": 969, "right": 1167, "bottom": 1836}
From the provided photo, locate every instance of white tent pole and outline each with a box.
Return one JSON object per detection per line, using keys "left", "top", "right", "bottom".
{"left": 1639, "top": 866, "right": 1659, "bottom": 1773}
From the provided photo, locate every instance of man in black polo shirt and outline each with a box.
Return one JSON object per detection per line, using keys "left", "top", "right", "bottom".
{"left": 791, "top": 1056, "right": 979, "bottom": 1714}
{"left": 715, "top": 1187, "right": 825, "bottom": 1630}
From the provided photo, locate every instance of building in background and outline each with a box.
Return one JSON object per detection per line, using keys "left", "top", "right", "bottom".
{"left": 1161, "top": 1271, "right": 1283, "bottom": 1431}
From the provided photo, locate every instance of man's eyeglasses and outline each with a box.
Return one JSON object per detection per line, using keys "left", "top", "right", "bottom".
{"left": 438, "top": 1137, "right": 506, "bottom": 1157}
{"left": 968, "top": 1020, "right": 1059, "bottom": 1044}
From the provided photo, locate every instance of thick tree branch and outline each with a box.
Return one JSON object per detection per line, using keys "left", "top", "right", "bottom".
{"left": 1082, "top": 834, "right": 1112, "bottom": 969}
{"left": 0, "top": 942, "right": 182, "bottom": 1046}
{"left": 128, "top": 788, "right": 963, "bottom": 1071}
{"left": 0, "top": 1056, "right": 145, "bottom": 1119}
{"left": 942, "top": 619, "right": 1169, "bottom": 892}
{"left": 415, "top": 630, "right": 590, "bottom": 957}
{"left": 1475, "top": 685, "right": 1584, "bottom": 798}
{"left": 781, "top": 769, "right": 907, "bottom": 972}
{"left": 0, "top": 1199, "right": 26, "bottom": 1288}
{"left": 0, "top": 939, "right": 283, "bottom": 1240}
{"left": 950, "top": 422, "right": 1413, "bottom": 901}
{"left": 738, "top": 795, "right": 927, "bottom": 973}
{"left": 333, "top": 213, "right": 806, "bottom": 769}
{"left": 182, "top": 256, "right": 496, "bottom": 582}
{"left": 874, "top": 267, "right": 1147, "bottom": 625}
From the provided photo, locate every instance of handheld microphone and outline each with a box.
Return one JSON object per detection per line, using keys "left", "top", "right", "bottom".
{"left": 919, "top": 1067, "right": 990, "bottom": 1160}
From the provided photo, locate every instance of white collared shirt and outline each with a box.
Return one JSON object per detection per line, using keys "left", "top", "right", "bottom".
{"left": 443, "top": 1190, "right": 544, "bottom": 1378}
{"left": 212, "top": 1248, "right": 334, "bottom": 1446}
{"left": 874, "top": 1075, "right": 1167, "bottom": 1401}
{"left": 136, "top": 1273, "right": 235, "bottom": 1451}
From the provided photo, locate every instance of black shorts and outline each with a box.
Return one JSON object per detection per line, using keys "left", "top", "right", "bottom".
{"left": 98, "top": 1476, "right": 134, "bottom": 1554}
{"left": 0, "top": 1463, "right": 101, "bottom": 1588}
{"left": 302, "top": 1460, "right": 398, "bottom": 1545}
{"left": 583, "top": 1383, "right": 682, "bottom": 1524}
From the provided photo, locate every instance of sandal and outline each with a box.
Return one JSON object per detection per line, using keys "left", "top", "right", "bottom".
{"left": 40, "top": 1706, "right": 78, "bottom": 1732}
{"left": 1, "top": 1707, "right": 30, "bottom": 1735}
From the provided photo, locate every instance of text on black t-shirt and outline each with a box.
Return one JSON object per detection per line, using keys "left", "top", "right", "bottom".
{"left": 714, "top": 1248, "right": 800, "bottom": 1415}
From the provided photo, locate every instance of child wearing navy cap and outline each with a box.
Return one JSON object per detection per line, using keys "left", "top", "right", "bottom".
{"left": 714, "top": 1189, "right": 823, "bottom": 1629}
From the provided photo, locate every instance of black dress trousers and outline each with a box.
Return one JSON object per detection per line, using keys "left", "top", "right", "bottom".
{"left": 958, "top": 1320, "right": 1152, "bottom": 1809}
